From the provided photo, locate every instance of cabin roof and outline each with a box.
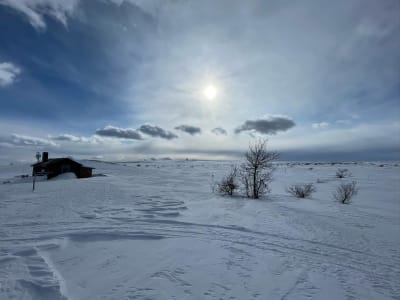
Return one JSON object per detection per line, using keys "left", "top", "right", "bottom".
{"left": 31, "top": 158, "right": 94, "bottom": 169}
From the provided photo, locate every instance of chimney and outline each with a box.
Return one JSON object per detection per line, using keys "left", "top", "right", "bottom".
{"left": 42, "top": 152, "right": 48, "bottom": 162}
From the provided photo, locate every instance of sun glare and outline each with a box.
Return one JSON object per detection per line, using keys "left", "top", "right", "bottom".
{"left": 204, "top": 85, "right": 217, "bottom": 100}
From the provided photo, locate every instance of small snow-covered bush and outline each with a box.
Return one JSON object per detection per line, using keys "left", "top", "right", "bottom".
{"left": 333, "top": 181, "right": 358, "bottom": 204}
{"left": 216, "top": 166, "right": 238, "bottom": 196}
{"left": 287, "top": 183, "right": 316, "bottom": 198}
{"left": 335, "top": 168, "right": 351, "bottom": 178}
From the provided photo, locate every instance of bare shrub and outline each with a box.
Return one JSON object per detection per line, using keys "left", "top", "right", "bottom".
{"left": 333, "top": 181, "right": 358, "bottom": 204}
{"left": 240, "top": 139, "right": 279, "bottom": 199}
{"left": 287, "top": 183, "right": 316, "bottom": 198}
{"left": 335, "top": 168, "right": 351, "bottom": 178}
{"left": 216, "top": 166, "right": 238, "bottom": 196}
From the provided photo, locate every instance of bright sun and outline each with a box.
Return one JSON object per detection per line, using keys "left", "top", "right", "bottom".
{"left": 204, "top": 85, "right": 217, "bottom": 100}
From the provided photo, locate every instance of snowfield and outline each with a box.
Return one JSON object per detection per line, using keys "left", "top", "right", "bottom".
{"left": 0, "top": 160, "right": 399, "bottom": 300}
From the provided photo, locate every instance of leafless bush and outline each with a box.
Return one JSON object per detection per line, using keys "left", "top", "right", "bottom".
{"left": 333, "top": 181, "right": 358, "bottom": 204}
{"left": 287, "top": 183, "right": 316, "bottom": 198}
{"left": 335, "top": 168, "right": 351, "bottom": 178}
{"left": 216, "top": 166, "right": 238, "bottom": 196}
{"left": 240, "top": 167, "right": 273, "bottom": 198}
{"left": 240, "top": 139, "right": 278, "bottom": 199}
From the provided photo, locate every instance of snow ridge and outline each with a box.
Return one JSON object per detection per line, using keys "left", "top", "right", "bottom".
{"left": 0, "top": 243, "right": 68, "bottom": 300}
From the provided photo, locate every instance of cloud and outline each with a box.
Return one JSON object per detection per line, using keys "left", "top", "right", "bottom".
{"left": 350, "top": 114, "right": 360, "bottom": 120}
{"left": 312, "top": 120, "right": 352, "bottom": 129}
{"left": 49, "top": 134, "right": 102, "bottom": 144}
{"left": 174, "top": 125, "right": 201, "bottom": 135}
{"left": 0, "top": 62, "right": 20, "bottom": 87}
{"left": 211, "top": 127, "right": 227, "bottom": 136}
{"left": 95, "top": 124, "right": 178, "bottom": 141}
{"left": 335, "top": 120, "right": 351, "bottom": 125}
{"left": 0, "top": 0, "right": 156, "bottom": 30}
{"left": 8, "top": 134, "right": 57, "bottom": 147}
{"left": 138, "top": 124, "right": 178, "bottom": 140}
{"left": 95, "top": 125, "right": 142, "bottom": 140}
{"left": 279, "top": 122, "right": 400, "bottom": 157}
{"left": 0, "top": 0, "right": 79, "bottom": 29}
{"left": 235, "top": 116, "right": 295, "bottom": 135}
{"left": 312, "top": 122, "right": 330, "bottom": 129}
{"left": 50, "top": 134, "right": 81, "bottom": 142}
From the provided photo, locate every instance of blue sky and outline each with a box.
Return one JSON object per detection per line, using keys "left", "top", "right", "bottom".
{"left": 0, "top": 0, "right": 399, "bottom": 162}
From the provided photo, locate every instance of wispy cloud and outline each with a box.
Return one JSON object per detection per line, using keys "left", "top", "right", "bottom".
{"left": 211, "top": 127, "right": 227, "bottom": 136}
{"left": 235, "top": 116, "right": 295, "bottom": 135}
{"left": 138, "top": 124, "right": 178, "bottom": 140}
{"left": 175, "top": 125, "right": 201, "bottom": 135}
{"left": 0, "top": 62, "right": 20, "bottom": 86}
{"left": 95, "top": 125, "right": 143, "bottom": 140}
{"left": 50, "top": 134, "right": 82, "bottom": 142}
{"left": 7, "top": 133, "right": 57, "bottom": 147}
{"left": 312, "top": 122, "right": 330, "bottom": 129}
{"left": 49, "top": 134, "right": 102, "bottom": 144}
{"left": 0, "top": 0, "right": 79, "bottom": 29}
{"left": 312, "top": 120, "right": 352, "bottom": 129}
{"left": 335, "top": 120, "right": 351, "bottom": 126}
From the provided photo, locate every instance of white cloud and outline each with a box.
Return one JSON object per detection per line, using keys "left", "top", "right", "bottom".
{"left": 276, "top": 122, "right": 400, "bottom": 155}
{"left": 335, "top": 120, "right": 351, "bottom": 125}
{"left": 49, "top": 134, "right": 103, "bottom": 144}
{"left": 8, "top": 134, "right": 57, "bottom": 147}
{"left": 0, "top": 0, "right": 79, "bottom": 29}
{"left": 108, "top": 0, "right": 163, "bottom": 15}
{"left": 312, "top": 122, "right": 330, "bottom": 129}
{"left": 0, "top": 0, "right": 159, "bottom": 30}
{"left": 356, "top": 8, "right": 400, "bottom": 40}
{"left": 312, "top": 120, "right": 352, "bottom": 129}
{"left": 0, "top": 62, "right": 20, "bottom": 86}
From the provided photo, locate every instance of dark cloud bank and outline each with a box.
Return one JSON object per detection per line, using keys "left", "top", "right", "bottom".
{"left": 96, "top": 117, "right": 294, "bottom": 141}
{"left": 211, "top": 127, "right": 227, "bottom": 136}
{"left": 175, "top": 125, "right": 202, "bottom": 135}
{"left": 96, "top": 124, "right": 178, "bottom": 140}
{"left": 139, "top": 125, "right": 178, "bottom": 140}
{"left": 96, "top": 125, "right": 143, "bottom": 140}
{"left": 235, "top": 116, "right": 295, "bottom": 135}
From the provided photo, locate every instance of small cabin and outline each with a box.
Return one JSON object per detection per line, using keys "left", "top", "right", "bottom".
{"left": 31, "top": 152, "right": 94, "bottom": 179}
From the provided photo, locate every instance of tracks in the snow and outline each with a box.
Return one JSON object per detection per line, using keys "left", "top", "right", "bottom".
{"left": 100, "top": 216, "right": 399, "bottom": 298}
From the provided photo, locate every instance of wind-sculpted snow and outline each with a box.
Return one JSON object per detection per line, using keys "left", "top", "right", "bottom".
{"left": 0, "top": 160, "right": 399, "bottom": 299}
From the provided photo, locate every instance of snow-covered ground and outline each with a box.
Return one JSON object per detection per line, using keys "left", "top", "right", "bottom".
{"left": 0, "top": 160, "right": 399, "bottom": 299}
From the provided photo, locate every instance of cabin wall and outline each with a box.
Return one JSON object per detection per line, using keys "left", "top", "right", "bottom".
{"left": 79, "top": 167, "right": 93, "bottom": 178}
{"left": 32, "top": 159, "right": 93, "bottom": 179}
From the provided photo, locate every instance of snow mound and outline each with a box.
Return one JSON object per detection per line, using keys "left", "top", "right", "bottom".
{"left": 51, "top": 172, "right": 77, "bottom": 180}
